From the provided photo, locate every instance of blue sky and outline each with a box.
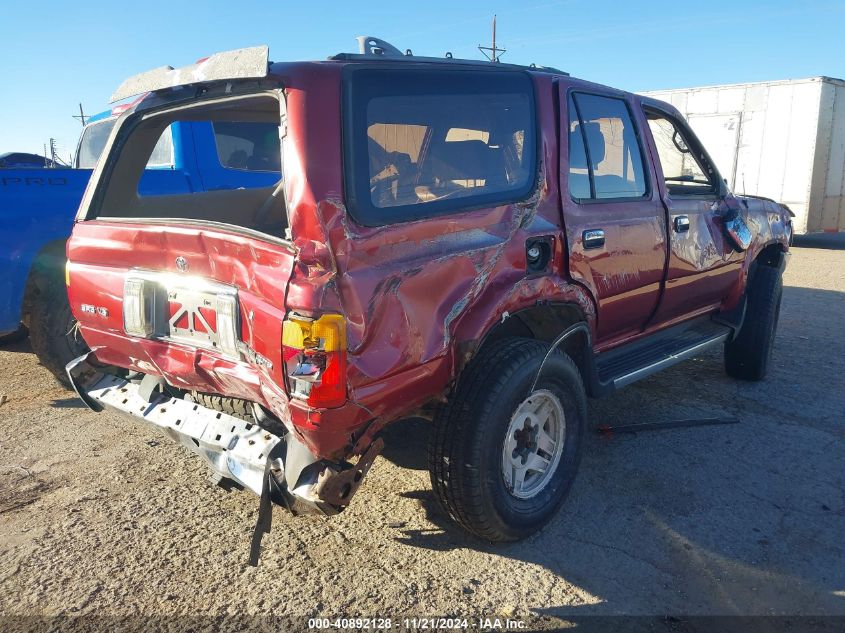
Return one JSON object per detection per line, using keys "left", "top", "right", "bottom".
{"left": 1, "top": 0, "right": 843, "bottom": 160}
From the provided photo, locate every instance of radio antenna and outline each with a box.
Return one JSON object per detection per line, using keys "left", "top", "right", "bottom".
{"left": 478, "top": 15, "right": 506, "bottom": 62}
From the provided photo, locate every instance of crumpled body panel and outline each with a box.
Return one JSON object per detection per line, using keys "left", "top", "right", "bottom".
{"left": 277, "top": 69, "right": 594, "bottom": 447}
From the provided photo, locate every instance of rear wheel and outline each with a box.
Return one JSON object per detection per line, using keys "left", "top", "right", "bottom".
{"left": 725, "top": 263, "right": 783, "bottom": 381}
{"left": 429, "top": 338, "right": 586, "bottom": 541}
{"left": 28, "top": 269, "right": 88, "bottom": 389}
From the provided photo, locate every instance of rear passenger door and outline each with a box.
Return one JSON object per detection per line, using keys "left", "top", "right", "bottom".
{"left": 640, "top": 104, "right": 741, "bottom": 324}
{"left": 560, "top": 88, "right": 668, "bottom": 344}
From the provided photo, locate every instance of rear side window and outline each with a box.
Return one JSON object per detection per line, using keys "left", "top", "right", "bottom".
{"left": 568, "top": 92, "right": 648, "bottom": 201}
{"left": 344, "top": 68, "right": 537, "bottom": 226}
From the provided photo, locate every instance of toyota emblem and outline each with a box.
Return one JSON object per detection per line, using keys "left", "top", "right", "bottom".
{"left": 175, "top": 256, "right": 189, "bottom": 272}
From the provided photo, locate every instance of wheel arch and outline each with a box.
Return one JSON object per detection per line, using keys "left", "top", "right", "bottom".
{"left": 753, "top": 240, "right": 787, "bottom": 270}
{"left": 457, "top": 301, "right": 597, "bottom": 396}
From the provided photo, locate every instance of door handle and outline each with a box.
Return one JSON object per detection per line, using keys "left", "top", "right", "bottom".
{"left": 583, "top": 229, "right": 605, "bottom": 249}
{"left": 674, "top": 215, "right": 690, "bottom": 232}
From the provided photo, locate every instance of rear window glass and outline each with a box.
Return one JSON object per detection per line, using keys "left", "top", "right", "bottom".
{"left": 344, "top": 68, "right": 537, "bottom": 226}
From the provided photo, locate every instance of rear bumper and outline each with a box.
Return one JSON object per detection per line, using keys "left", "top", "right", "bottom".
{"left": 74, "top": 326, "right": 372, "bottom": 460}
{"left": 67, "top": 352, "right": 280, "bottom": 497}
{"left": 66, "top": 352, "right": 382, "bottom": 513}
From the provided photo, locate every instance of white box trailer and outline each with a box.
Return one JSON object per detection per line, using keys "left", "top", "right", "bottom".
{"left": 642, "top": 77, "right": 845, "bottom": 234}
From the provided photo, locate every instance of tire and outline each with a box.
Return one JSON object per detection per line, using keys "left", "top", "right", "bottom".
{"left": 28, "top": 269, "right": 88, "bottom": 389}
{"left": 725, "top": 263, "right": 783, "bottom": 381}
{"left": 428, "top": 337, "right": 586, "bottom": 541}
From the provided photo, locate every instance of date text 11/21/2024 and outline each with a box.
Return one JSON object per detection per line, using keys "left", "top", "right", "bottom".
{"left": 307, "top": 617, "right": 527, "bottom": 630}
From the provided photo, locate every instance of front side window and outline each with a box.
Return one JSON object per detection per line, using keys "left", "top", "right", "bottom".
{"left": 568, "top": 92, "right": 648, "bottom": 201}
{"left": 345, "top": 68, "right": 537, "bottom": 226}
{"left": 646, "top": 112, "right": 715, "bottom": 196}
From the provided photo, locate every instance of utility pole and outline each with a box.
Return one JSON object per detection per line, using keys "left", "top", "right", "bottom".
{"left": 478, "top": 14, "right": 506, "bottom": 62}
{"left": 72, "top": 103, "right": 87, "bottom": 127}
{"left": 46, "top": 138, "right": 70, "bottom": 167}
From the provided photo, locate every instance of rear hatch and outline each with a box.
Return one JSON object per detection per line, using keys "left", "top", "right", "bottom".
{"left": 67, "top": 89, "right": 294, "bottom": 403}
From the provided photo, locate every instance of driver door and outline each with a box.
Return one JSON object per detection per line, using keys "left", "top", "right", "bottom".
{"left": 642, "top": 103, "right": 742, "bottom": 325}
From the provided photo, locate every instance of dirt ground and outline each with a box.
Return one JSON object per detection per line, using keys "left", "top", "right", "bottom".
{"left": 0, "top": 235, "right": 843, "bottom": 624}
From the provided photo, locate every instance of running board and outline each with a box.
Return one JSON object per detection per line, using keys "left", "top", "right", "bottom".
{"left": 595, "top": 319, "right": 731, "bottom": 390}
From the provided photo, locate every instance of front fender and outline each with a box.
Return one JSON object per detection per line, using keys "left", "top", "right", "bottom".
{"left": 721, "top": 197, "right": 791, "bottom": 311}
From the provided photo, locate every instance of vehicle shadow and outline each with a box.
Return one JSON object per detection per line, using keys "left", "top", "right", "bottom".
{"left": 380, "top": 285, "right": 845, "bottom": 616}
{"left": 0, "top": 336, "right": 32, "bottom": 354}
{"left": 50, "top": 398, "right": 86, "bottom": 409}
{"left": 792, "top": 232, "right": 845, "bottom": 250}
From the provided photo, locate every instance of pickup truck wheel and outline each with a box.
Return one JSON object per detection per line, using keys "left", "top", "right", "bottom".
{"left": 28, "top": 270, "right": 88, "bottom": 389}
{"left": 428, "top": 338, "right": 586, "bottom": 541}
{"left": 724, "top": 263, "right": 783, "bottom": 381}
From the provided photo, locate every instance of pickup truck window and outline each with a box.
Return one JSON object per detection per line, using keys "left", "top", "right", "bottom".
{"left": 77, "top": 119, "right": 116, "bottom": 169}
{"left": 343, "top": 68, "right": 537, "bottom": 226}
{"left": 212, "top": 122, "right": 281, "bottom": 172}
{"left": 568, "top": 92, "right": 648, "bottom": 201}
{"left": 78, "top": 119, "right": 174, "bottom": 170}
{"left": 146, "top": 126, "right": 174, "bottom": 168}
{"left": 646, "top": 112, "right": 715, "bottom": 196}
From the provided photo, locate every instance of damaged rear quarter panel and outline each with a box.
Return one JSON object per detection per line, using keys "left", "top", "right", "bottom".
{"left": 281, "top": 69, "right": 593, "bottom": 433}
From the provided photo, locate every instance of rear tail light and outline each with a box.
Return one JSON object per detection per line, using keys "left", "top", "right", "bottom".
{"left": 282, "top": 314, "right": 347, "bottom": 408}
{"left": 123, "top": 278, "right": 154, "bottom": 337}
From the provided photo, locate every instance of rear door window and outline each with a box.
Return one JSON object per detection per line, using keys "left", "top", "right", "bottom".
{"left": 344, "top": 68, "right": 537, "bottom": 226}
{"left": 568, "top": 92, "right": 649, "bottom": 201}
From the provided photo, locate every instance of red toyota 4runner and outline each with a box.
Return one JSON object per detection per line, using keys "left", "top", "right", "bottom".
{"left": 66, "top": 39, "right": 791, "bottom": 545}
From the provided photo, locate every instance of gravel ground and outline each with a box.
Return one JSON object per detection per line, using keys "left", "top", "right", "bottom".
{"left": 0, "top": 237, "right": 843, "bottom": 624}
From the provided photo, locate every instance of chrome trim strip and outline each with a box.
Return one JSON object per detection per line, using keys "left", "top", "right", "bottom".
{"left": 612, "top": 332, "right": 729, "bottom": 389}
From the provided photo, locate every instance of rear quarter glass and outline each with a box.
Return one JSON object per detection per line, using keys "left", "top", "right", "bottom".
{"left": 342, "top": 66, "right": 538, "bottom": 227}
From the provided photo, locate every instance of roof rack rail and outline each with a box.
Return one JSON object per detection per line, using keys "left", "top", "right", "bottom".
{"left": 329, "top": 35, "right": 568, "bottom": 76}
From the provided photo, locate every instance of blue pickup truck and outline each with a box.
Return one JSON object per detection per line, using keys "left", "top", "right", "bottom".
{"left": 0, "top": 109, "right": 281, "bottom": 385}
